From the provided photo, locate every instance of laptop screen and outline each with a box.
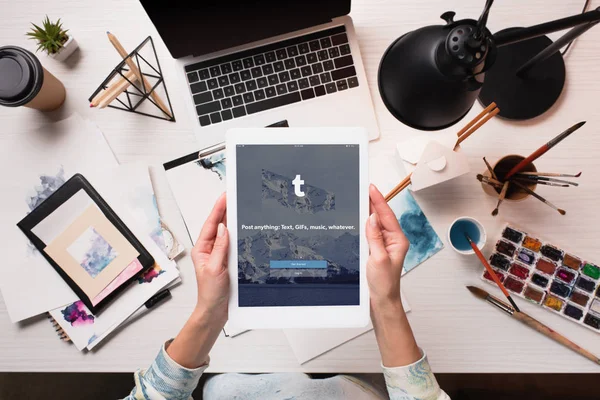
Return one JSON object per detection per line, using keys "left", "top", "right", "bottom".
{"left": 140, "top": 0, "right": 351, "bottom": 59}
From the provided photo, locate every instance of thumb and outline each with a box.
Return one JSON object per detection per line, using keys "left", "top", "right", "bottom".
{"left": 206, "top": 223, "right": 229, "bottom": 274}
{"left": 366, "top": 213, "right": 389, "bottom": 264}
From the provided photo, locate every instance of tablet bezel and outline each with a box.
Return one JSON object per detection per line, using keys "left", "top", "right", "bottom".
{"left": 226, "top": 127, "right": 369, "bottom": 329}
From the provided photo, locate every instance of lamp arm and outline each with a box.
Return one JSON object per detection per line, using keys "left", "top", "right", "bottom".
{"left": 493, "top": 7, "right": 600, "bottom": 47}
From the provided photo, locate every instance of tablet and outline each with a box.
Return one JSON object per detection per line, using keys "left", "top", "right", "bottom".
{"left": 226, "top": 127, "right": 369, "bottom": 329}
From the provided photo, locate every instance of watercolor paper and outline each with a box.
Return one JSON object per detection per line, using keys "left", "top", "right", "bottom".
{"left": 0, "top": 115, "right": 119, "bottom": 322}
{"left": 68, "top": 227, "right": 119, "bottom": 278}
{"left": 386, "top": 190, "right": 444, "bottom": 275}
{"left": 44, "top": 205, "right": 139, "bottom": 299}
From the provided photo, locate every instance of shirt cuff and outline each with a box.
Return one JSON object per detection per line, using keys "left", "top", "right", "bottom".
{"left": 140, "top": 340, "right": 209, "bottom": 399}
{"left": 382, "top": 349, "right": 444, "bottom": 400}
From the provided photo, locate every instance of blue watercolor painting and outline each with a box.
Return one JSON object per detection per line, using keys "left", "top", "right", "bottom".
{"left": 27, "top": 165, "right": 66, "bottom": 211}
{"left": 197, "top": 152, "right": 226, "bottom": 180}
{"left": 387, "top": 190, "right": 444, "bottom": 274}
{"left": 68, "top": 227, "right": 118, "bottom": 278}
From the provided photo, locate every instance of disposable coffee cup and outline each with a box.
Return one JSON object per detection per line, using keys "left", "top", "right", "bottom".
{"left": 0, "top": 46, "right": 66, "bottom": 111}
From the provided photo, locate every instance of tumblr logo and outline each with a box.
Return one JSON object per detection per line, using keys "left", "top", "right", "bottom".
{"left": 292, "top": 174, "right": 305, "bottom": 197}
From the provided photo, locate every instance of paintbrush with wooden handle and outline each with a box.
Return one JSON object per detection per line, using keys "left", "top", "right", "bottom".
{"left": 467, "top": 286, "right": 600, "bottom": 365}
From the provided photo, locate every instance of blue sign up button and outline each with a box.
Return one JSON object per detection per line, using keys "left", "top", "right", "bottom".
{"left": 270, "top": 260, "right": 327, "bottom": 269}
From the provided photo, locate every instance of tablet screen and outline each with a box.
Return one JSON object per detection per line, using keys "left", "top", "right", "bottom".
{"left": 236, "top": 144, "right": 360, "bottom": 307}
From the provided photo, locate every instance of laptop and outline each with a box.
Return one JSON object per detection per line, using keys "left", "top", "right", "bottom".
{"left": 140, "top": 0, "right": 380, "bottom": 147}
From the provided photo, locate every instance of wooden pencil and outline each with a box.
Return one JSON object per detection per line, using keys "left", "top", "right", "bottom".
{"left": 95, "top": 70, "right": 138, "bottom": 108}
{"left": 106, "top": 32, "right": 173, "bottom": 118}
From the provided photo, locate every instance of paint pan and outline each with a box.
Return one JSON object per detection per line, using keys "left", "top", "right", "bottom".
{"left": 481, "top": 224, "right": 600, "bottom": 333}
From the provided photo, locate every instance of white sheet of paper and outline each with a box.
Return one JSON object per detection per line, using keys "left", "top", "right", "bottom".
{"left": 31, "top": 190, "right": 95, "bottom": 244}
{"left": 396, "top": 132, "right": 459, "bottom": 175}
{"left": 0, "top": 115, "right": 119, "bottom": 322}
{"left": 410, "top": 141, "right": 470, "bottom": 191}
{"left": 283, "top": 292, "right": 411, "bottom": 364}
{"left": 164, "top": 150, "right": 225, "bottom": 245}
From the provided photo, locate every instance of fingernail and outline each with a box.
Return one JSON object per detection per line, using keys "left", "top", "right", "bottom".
{"left": 217, "top": 223, "right": 226, "bottom": 237}
{"left": 369, "top": 213, "right": 378, "bottom": 227}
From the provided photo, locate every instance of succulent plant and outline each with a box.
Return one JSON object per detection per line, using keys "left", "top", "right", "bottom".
{"left": 26, "top": 16, "right": 69, "bottom": 55}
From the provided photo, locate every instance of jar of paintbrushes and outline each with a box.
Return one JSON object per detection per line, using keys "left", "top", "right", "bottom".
{"left": 478, "top": 121, "right": 585, "bottom": 216}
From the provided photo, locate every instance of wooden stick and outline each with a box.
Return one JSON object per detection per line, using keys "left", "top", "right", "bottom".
{"left": 492, "top": 181, "right": 509, "bottom": 216}
{"left": 91, "top": 72, "right": 136, "bottom": 107}
{"left": 512, "top": 181, "right": 566, "bottom": 215}
{"left": 106, "top": 32, "right": 173, "bottom": 118}
{"left": 456, "top": 108, "right": 500, "bottom": 147}
{"left": 95, "top": 70, "right": 138, "bottom": 108}
{"left": 456, "top": 102, "right": 497, "bottom": 137}
{"left": 384, "top": 174, "right": 411, "bottom": 202}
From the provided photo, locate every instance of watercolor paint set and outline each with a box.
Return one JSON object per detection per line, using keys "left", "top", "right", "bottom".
{"left": 482, "top": 224, "right": 600, "bottom": 333}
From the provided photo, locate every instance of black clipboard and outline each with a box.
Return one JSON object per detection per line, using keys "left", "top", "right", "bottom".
{"left": 17, "top": 173, "right": 155, "bottom": 315}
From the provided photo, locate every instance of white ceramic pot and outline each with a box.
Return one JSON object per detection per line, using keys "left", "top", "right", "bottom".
{"left": 49, "top": 35, "right": 78, "bottom": 62}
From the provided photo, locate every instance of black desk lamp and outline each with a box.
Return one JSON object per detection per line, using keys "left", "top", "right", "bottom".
{"left": 378, "top": 1, "right": 600, "bottom": 130}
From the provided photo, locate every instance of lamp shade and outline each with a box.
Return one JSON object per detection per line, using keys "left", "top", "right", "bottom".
{"left": 378, "top": 14, "right": 494, "bottom": 131}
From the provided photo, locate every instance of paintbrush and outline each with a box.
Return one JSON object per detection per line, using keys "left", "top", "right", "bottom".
{"left": 512, "top": 180, "right": 566, "bottom": 215}
{"left": 483, "top": 157, "right": 498, "bottom": 180}
{"left": 467, "top": 286, "right": 600, "bottom": 365}
{"left": 464, "top": 233, "right": 520, "bottom": 312}
{"left": 514, "top": 174, "right": 579, "bottom": 187}
{"left": 492, "top": 181, "right": 509, "bottom": 216}
{"left": 504, "top": 121, "right": 586, "bottom": 179}
{"left": 477, "top": 174, "right": 505, "bottom": 189}
{"left": 518, "top": 171, "right": 582, "bottom": 178}
{"left": 514, "top": 179, "right": 569, "bottom": 188}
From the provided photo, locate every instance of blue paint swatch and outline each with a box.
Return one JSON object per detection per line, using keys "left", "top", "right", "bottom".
{"left": 449, "top": 219, "right": 481, "bottom": 251}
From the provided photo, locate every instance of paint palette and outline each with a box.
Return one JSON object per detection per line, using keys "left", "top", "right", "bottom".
{"left": 482, "top": 225, "right": 600, "bottom": 333}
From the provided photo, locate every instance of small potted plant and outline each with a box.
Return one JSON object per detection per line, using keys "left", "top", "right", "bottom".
{"left": 27, "top": 16, "right": 78, "bottom": 62}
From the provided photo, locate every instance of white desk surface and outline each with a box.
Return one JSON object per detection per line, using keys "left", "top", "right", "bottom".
{"left": 1, "top": 0, "right": 600, "bottom": 373}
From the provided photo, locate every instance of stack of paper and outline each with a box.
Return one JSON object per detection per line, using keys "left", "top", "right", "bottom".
{"left": 0, "top": 115, "right": 183, "bottom": 351}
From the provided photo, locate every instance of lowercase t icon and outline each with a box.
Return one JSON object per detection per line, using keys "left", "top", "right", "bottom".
{"left": 292, "top": 174, "right": 305, "bottom": 197}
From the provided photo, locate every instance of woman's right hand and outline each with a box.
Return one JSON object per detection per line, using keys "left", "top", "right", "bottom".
{"left": 366, "top": 184, "right": 421, "bottom": 367}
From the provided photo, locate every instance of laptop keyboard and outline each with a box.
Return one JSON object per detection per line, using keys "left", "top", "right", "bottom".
{"left": 184, "top": 26, "right": 359, "bottom": 127}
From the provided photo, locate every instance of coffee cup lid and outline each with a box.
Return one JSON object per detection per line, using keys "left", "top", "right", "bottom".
{"left": 0, "top": 46, "right": 44, "bottom": 107}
